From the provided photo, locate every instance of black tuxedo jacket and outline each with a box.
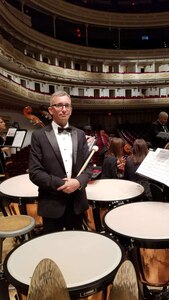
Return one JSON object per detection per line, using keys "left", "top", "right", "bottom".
{"left": 150, "top": 120, "right": 169, "bottom": 148}
{"left": 29, "top": 124, "right": 92, "bottom": 218}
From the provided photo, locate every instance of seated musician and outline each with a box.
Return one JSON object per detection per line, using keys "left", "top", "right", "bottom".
{"left": 150, "top": 111, "right": 169, "bottom": 148}
{"left": 124, "top": 139, "right": 152, "bottom": 200}
{"left": 101, "top": 137, "right": 126, "bottom": 179}
{"left": 0, "top": 117, "right": 12, "bottom": 177}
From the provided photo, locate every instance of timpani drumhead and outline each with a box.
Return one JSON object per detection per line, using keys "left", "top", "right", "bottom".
{"left": 0, "top": 174, "right": 38, "bottom": 199}
{"left": 104, "top": 202, "right": 169, "bottom": 287}
{"left": 86, "top": 179, "right": 144, "bottom": 202}
{"left": 104, "top": 201, "right": 169, "bottom": 243}
{"left": 4, "top": 231, "right": 123, "bottom": 298}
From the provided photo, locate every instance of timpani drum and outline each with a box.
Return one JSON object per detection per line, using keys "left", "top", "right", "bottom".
{"left": 0, "top": 174, "right": 38, "bottom": 199}
{"left": 86, "top": 179, "right": 144, "bottom": 231}
{"left": 104, "top": 201, "right": 169, "bottom": 287}
{"left": 0, "top": 174, "right": 42, "bottom": 226}
{"left": 4, "top": 231, "right": 123, "bottom": 299}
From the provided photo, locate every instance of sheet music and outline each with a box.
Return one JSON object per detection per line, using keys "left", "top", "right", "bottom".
{"left": 6, "top": 128, "right": 17, "bottom": 137}
{"left": 12, "top": 130, "right": 27, "bottom": 148}
{"left": 3, "top": 127, "right": 17, "bottom": 146}
{"left": 156, "top": 131, "right": 169, "bottom": 139}
{"left": 136, "top": 148, "right": 169, "bottom": 186}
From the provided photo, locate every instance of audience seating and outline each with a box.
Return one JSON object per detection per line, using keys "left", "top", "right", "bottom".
{"left": 118, "top": 123, "right": 151, "bottom": 145}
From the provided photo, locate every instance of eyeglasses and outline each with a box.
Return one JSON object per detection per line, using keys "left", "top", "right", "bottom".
{"left": 51, "top": 103, "right": 72, "bottom": 110}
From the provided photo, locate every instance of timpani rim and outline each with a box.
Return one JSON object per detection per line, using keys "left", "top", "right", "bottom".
{"left": 0, "top": 173, "right": 38, "bottom": 199}
{"left": 87, "top": 179, "right": 144, "bottom": 202}
{"left": 3, "top": 230, "right": 124, "bottom": 298}
{"left": 103, "top": 201, "right": 169, "bottom": 248}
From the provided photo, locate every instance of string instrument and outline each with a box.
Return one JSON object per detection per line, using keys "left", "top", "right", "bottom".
{"left": 23, "top": 106, "right": 45, "bottom": 128}
{"left": 17, "top": 106, "right": 44, "bottom": 226}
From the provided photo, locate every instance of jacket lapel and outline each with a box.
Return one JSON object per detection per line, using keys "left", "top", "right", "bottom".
{"left": 44, "top": 125, "right": 78, "bottom": 173}
{"left": 44, "top": 125, "right": 65, "bottom": 170}
{"left": 71, "top": 127, "right": 78, "bottom": 166}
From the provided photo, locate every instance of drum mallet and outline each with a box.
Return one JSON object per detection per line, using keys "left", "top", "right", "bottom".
{"left": 77, "top": 145, "right": 99, "bottom": 176}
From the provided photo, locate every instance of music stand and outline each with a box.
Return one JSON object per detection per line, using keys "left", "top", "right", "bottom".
{"left": 4, "top": 129, "right": 27, "bottom": 149}
{"left": 156, "top": 131, "right": 169, "bottom": 140}
{"left": 4, "top": 129, "right": 27, "bottom": 174}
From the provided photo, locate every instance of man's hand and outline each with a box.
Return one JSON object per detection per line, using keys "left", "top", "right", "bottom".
{"left": 57, "top": 178, "right": 81, "bottom": 194}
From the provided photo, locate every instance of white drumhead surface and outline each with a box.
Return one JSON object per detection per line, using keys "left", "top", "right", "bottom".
{"left": 86, "top": 179, "right": 144, "bottom": 202}
{"left": 0, "top": 174, "right": 38, "bottom": 198}
{"left": 7, "top": 231, "right": 122, "bottom": 288}
{"left": 105, "top": 201, "right": 169, "bottom": 240}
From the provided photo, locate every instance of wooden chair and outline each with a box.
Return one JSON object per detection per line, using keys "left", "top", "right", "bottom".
{"left": 108, "top": 260, "right": 139, "bottom": 300}
{"left": 27, "top": 258, "right": 70, "bottom": 300}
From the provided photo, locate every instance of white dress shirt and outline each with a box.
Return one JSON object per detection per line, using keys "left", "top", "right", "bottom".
{"left": 52, "top": 121, "right": 73, "bottom": 178}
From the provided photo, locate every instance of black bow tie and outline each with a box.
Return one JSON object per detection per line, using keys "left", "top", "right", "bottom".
{"left": 58, "top": 127, "right": 72, "bottom": 133}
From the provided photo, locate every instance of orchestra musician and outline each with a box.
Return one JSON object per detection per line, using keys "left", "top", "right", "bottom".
{"left": 29, "top": 91, "right": 93, "bottom": 234}
{"left": 124, "top": 139, "right": 152, "bottom": 200}
{"left": 150, "top": 111, "right": 169, "bottom": 148}
{"left": 0, "top": 117, "right": 12, "bottom": 177}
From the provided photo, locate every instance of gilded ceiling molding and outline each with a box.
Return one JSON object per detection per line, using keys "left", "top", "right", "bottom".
{"left": 0, "top": 75, "right": 50, "bottom": 106}
{"left": 1, "top": 36, "right": 169, "bottom": 86}
{"left": 0, "top": 75, "right": 169, "bottom": 110}
{"left": 30, "top": 0, "right": 169, "bottom": 27}
{"left": 1, "top": 3, "right": 169, "bottom": 60}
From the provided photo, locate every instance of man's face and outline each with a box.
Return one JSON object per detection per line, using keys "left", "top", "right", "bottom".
{"left": 48, "top": 95, "right": 72, "bottom": 127}
{"left": 0, "top": 118, "right": 6, "bottom": 132}
{"left": 160, "top": 115, "right": 168, "bottom": 125}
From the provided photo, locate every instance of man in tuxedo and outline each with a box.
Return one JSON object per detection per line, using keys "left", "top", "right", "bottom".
{"left": 150, "top": 111, "right": 169, "bottom": 148}
{"left": 29, "top": 91, "right": 93, "bottom": 234}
